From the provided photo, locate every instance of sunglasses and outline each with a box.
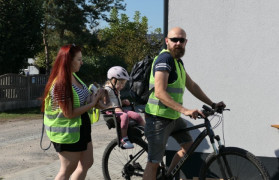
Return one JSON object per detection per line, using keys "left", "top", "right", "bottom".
{"left": 168, "top": 37, "right": 187, "bottom": 43}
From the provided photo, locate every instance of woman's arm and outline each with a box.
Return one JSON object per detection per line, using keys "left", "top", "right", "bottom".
{"left": 61, "top": 89, "right": 104, "bottom": 118}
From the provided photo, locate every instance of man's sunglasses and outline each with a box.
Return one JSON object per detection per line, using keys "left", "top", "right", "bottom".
{"left": 168, "top": 38, "right": 187, "bottom": 43}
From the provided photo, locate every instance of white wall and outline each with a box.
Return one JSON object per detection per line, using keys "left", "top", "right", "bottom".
{"left": 27, "top": 58, "right": 39, "bottom": 75}
{"left": 167, "top": 0, "right": 279, "bottom": 158}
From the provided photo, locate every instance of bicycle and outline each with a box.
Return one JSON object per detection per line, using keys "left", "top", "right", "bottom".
{"left": 101, "top": 105, "right": 270, "bottom": 180}
{"left": 101, "top": 106, "right": 150, "bottom": 180}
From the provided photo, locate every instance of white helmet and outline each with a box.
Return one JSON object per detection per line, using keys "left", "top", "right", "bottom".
{"left": 107, "top": 66, "right": 129, "bottom": 80}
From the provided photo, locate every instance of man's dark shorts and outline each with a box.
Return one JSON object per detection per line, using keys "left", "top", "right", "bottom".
{"left": 144, "top": 114, "right": 193, "bottom": 163}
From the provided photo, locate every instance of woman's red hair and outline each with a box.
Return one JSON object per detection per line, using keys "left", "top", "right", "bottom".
{"left": 41, "top": 44, "right": 81, "bottom": 114}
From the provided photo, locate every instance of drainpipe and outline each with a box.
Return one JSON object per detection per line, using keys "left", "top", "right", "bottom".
{"left": 163, "top": 0, "right": 169, "bottom": 49}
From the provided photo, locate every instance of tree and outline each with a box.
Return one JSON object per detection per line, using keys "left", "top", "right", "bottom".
{"left": 77, "top": 55, "right": 126, "bottom": 85}
{"left": 0, "top": 0, "right": 43, "bottom": 74}
{"left": 98, "top": 8, "right": 163, "bottom": 71}
{"left": 38, "top": 0, "right": 126, "bottom": 74}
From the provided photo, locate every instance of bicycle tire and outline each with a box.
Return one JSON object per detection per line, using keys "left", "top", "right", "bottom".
{"left": 102, "top": 137, "right": 148, "bottom": 180}
{"left": 199, "top": 147, "right": 270, "bottom": 180}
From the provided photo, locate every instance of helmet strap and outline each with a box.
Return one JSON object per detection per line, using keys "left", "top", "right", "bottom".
{"left": 109, "top": 78, "right": 122, "bottom": 108}
{"left": 109, "top": 78, "right": 118, "bottom": 92}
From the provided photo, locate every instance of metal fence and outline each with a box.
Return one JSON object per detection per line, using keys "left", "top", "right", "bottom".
{"left": 0, "top": 74, "right": 48, "bottom": 111}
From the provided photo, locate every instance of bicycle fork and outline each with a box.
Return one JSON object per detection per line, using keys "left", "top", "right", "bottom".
{"left": 208, "top": 125, "right": 234, "bottom": 180}
{"left": 211, "top": 135, "right": 222, "bottom": 155}
{"left": 212, "top": 135, "right": 234, "bottom": 180}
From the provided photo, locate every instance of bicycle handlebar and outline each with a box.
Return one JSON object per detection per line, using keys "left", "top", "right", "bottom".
{"left": 201, "top": 104, "right": 230, "bottom": 118}
{"left": 101, "top": 104, "right": 229, "bottom": 118}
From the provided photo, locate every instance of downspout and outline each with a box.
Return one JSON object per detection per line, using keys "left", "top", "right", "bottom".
{"left": 163, "top": 0, "right": 169, "bottom": 49}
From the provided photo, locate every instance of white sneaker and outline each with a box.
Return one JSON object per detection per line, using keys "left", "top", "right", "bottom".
{"left": 121, "top": 138, "right": 134, "bottom": 149}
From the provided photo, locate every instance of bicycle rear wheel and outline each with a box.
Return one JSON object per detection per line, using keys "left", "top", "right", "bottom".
{"left": 199, "top": 147, "right": 270, "bottom": 180}
{"left": 102, "top": 137, "right": 148, "bottom": 180}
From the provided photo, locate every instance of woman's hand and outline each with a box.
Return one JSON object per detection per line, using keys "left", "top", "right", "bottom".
{"left": 95, "top": 88, "right": 106, "bottom": 100}
{"left": 92, "top": 88, "right": 110, "bottom": 109}
{"left": 95, "top": 100, "right": 108, "bottom": 109}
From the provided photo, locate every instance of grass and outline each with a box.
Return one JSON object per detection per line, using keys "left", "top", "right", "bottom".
{"left": 0, "top": 107, "right": 43, "bottom": 121}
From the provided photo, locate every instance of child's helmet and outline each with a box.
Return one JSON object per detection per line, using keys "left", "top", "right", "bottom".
{"left": 107, "top": 66, "right": 129, "bottom": 80}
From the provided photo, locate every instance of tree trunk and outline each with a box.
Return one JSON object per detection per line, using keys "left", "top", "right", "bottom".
{"left": 43, "top": 29, "right": 50, "bottom": 75}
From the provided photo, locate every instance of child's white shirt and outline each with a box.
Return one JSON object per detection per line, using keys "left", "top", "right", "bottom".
{"left": 104, "top": 86, "right": 122, "bottom": 107}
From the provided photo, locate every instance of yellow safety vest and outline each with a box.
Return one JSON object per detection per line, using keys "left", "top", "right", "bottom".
{"left": 145, "top": 49, "right": 186, "bottom": 119}
{"left": 44, "top": 73, "right": 99, "bottom": 144}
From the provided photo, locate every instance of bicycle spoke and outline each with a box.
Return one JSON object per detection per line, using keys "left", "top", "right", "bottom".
{"left": 102, "top": 138, "right": 148, "bottom": 180}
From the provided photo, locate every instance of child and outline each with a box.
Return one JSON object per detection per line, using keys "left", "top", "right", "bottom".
{"left": 105, "top": 66, "right": 145, "bottom": 149}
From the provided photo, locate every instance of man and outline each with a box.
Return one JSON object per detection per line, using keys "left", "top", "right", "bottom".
{"left": 143, "top": 27, "right": 225, "bottom": 179}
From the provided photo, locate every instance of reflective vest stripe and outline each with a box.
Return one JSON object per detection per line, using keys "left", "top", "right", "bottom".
{"left": 147, "top": 98, "right": 183, "bottom": 106}
{"left": 44, "top": 125, "right": 80, "bottom": 133}
{"left": 45, "top": 112, "right": 65, "bottom": 119}
{"left": 149, "top": 84, "right": 184, "bottom": 94}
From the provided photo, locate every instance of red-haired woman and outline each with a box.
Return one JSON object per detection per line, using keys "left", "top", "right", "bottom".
{"left": 42, "top": 44, "right": 104, "bottom": 180}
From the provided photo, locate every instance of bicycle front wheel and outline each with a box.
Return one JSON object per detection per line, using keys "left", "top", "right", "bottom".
{"left": 199, "top": 147, "right": 270, "bottom": 180}
{"left": 102, "top": 137, "right": 148, "bottom": 180}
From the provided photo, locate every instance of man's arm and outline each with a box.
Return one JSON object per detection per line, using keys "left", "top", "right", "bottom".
{"left": 154, "top": 71, "right": 203, "bottom": 119}
{"left": 185, "top": 72, "right": 213, "bottom": 106}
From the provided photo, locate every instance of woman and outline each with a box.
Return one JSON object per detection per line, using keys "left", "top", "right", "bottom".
{"left": 41, "top": 44, "right": 104, "bottom": 180}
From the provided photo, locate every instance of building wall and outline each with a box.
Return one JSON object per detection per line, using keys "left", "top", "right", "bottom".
{"left": 167, "top": 0, "right": 279, "bottom": 158}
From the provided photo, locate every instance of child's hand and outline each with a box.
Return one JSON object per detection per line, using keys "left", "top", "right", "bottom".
{"left": 122, "top": 99, "right": 130, "bottom": 106}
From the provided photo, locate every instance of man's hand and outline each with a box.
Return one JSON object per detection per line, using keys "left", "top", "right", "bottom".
{"left": 182, "top": 108, "right": 204, "bottom": 119}
{"left": 211, "top": 101, "right": 226, "bottom": 113}
{"left": 212, "top": 101, "right": 226, "bottom": 109}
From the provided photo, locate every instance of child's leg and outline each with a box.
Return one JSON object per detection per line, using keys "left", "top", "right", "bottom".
{"left": 116, "top": 112, "right": 134, "bottom": 149}
{"left": 116, "top": 112, "right": 129, "bottom": 138}
{"left": 125, "top": 110, "right": 145, "bottom": 126}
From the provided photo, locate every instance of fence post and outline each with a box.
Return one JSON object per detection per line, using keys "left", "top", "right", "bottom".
{"left": 27, "top": 74, "right": 31, "bottom": 107}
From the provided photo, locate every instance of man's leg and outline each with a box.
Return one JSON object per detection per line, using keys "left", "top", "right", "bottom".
{"left": 167, "top": 117, "right": 193, "bottom": 174}
{"left": 143, "top": 115, "right": 170, "bottom": 180}
{"left": 167, "top": 142, "right": 193, "bottom": 174}
{"left": 143, "top": 162, "right": 159, "bottom": 180}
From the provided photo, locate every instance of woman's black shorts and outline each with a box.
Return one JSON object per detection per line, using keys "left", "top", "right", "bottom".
{"left": 52, "top": 113, "right": 92, "bottom": 152}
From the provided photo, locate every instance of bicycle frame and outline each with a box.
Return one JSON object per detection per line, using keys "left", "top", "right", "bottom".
{"left": 166, "top": 116, "right": 222, "bottom": 179}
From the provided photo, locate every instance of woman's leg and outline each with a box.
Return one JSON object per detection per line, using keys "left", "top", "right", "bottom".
{"left": 71, "top": 142, "right": 94, "bottom": 180}
{"left": 55, "top": 151, "right": 80, "bottom": 180}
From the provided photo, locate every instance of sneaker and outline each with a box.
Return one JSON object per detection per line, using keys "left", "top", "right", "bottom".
{"left": 121, "top": 138, "right": 134, "bottom": 149}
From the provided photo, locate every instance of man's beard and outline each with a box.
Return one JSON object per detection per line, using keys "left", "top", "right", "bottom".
{"left": 169, "top": 46, "right": 185, "bottom": 59}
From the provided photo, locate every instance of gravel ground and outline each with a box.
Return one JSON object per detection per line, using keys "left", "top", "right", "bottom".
{"left": 0, "top": 117, "right": 115, "bottom": 179}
